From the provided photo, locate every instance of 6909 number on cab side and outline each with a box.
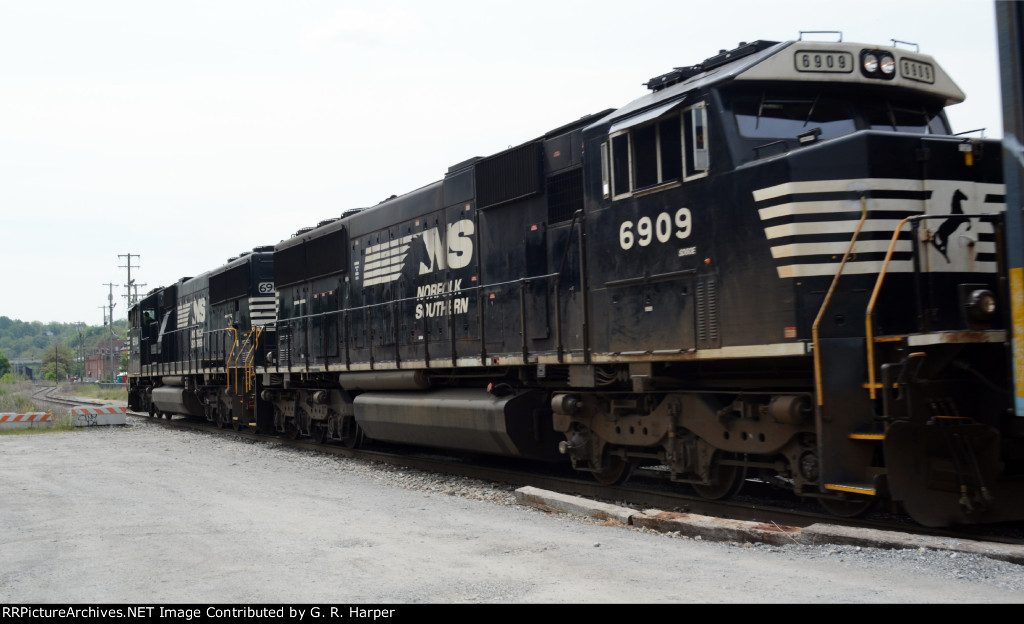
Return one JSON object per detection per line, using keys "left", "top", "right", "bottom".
{"left": 619, "top": 207, "right": 693, "bottom": 250}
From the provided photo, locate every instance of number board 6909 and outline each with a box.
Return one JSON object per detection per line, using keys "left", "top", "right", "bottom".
{"left": 619, "top": 208, "right": 692, "bottom": 250}
{"left": 793, "top": 50, "right": 853, "bottom": 73}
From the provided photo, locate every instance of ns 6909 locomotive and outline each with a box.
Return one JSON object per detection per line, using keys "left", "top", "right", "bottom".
{"left": 127, "top": 34, "right": 1024, "bottom": 527}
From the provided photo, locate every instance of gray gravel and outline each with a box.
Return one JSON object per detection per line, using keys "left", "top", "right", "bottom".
{"left": 1, "top": 415, "right": 1022, "bottom": 603}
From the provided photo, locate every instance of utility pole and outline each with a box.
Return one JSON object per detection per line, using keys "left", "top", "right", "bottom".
{"left": 76, "top": 322, "right": 85, "bottom": 380}
{"left": 104, "top": 282, "right": 118, "bottom": 382}
{"left": 119, "top": 253, "right": 141, "bottom": 310}
{"left": 97, "top": 306, "right": 107, "bottom": 382}
{"left": 132, "top": 282, "right": 148, "bottom": 306}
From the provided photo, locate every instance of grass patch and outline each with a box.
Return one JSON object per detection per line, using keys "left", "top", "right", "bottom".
{"left": 65, "top": 383, "right": 127, "bottom": 402}
{"left": 0, "top": 381, "right": 39, "bottom": 413}
{"left": 51, "top": 412, "right": 79, "bottom": 431}
{"left": 0, "top": 380, "right": 72, "bottom": 435}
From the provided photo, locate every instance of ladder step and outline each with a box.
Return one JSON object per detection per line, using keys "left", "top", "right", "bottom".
{"left": 849, "top": 433, "right": 885, "bottom": 441}
{"left": 824, "top": 483, "right": 877, "bottom": 496}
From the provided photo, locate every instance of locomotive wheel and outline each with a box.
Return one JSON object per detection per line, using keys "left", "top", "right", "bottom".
{"left": 312, "top": 423, "right": 328, "bottom": 444}
{"left": 818, "top": 495, "right": 875, "bottom": 518}
{"left": 214, "top": 411, "right": 225, "bottom": 429}
{"left": 340, "top": 421, "right": 364, "bottom": 449}
{"left": 592, "top": 455, "right": 632, "bottom": 486}
{"left": 232, "top": 417, "right": 242, "bottom": 432}
{"left": 286, "top": 423, "right": 300, "bottom": 440}
{"left": 692, "top": 454, "right": 746, "bottom": 500}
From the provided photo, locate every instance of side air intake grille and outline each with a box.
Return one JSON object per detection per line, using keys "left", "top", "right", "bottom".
{"left": 546, "top": 168, "right": 583, "bottom": 225}
{"left": 476, "top": 142, "right": 543, "bottom": 209}
{"left": 696, "top": 277, "right": 720, "bottom": 348}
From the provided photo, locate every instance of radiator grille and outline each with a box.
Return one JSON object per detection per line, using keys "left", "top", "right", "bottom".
{"left": 696, "top": 277, "right": 719, "bottom": 348}
{"left": 546, "top": 168, "right": 583, "bottom": 225}
{"left": 476, "top": 142, "right": 543, "bottom": 209}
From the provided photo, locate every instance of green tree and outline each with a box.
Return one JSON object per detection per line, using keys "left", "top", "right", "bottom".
{"left": 0, "top": 348, "right": 9, "bottom": 377}
{"left": 41, "top": 343, "right": 74, "bottom": 381}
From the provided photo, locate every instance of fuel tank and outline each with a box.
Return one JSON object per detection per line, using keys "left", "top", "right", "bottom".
{"left": 353, "top": 388, "right": 562, "bottom": 461}
{"left": 151, "top": 386, "right": 204, "bottom": 418}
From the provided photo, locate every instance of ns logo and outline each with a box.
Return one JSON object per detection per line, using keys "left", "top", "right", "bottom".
{"left": 177, "top": 297, "right": 207, "bottom": 325}
{"left": 418, "top": 219, "right": 475, "bottom": 274}
{"left": 362, "top": 218, "right": 475, "bottom": 287}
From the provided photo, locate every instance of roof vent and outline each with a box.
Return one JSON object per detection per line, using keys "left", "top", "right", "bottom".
{"left": 646, "top": 40, "right": 778, "bottom": 91}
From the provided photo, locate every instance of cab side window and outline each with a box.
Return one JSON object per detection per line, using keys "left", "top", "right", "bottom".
{"left": 601, "top": 100, "right": 709, "bottom": 200}
{"left": 683, "top": 102, "right": 709, "bottom": 179}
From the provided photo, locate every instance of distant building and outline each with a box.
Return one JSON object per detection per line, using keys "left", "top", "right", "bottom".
{"left": 85, "top": 339, "right": 127, "bottom": 381}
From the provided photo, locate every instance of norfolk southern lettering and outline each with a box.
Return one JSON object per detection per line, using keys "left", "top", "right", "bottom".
{"left": 415, "top": 278, "right": 469, "bottom": 319}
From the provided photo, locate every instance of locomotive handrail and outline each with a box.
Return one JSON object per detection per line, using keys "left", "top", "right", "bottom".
{"left": 225, "top": 326, "right": 238, "bottom": 392}
{"left": 273, "top": 270, "right": 564, "bottom": 369}
{"left": 267, "top": 213, "right": 587, "bottom": 373}
{"left": 604, "top": 268, "right": 698, "bottom": 289}
{"left": 813, "top": 196, "right": 868, "bottom": 407}
{"left": 864, "top": 212, "right": 1004, "bottom": 399}
{"left": 232, "top": 329, "right": 256, "bottom": 394}
{"left": 553, "top": 209, "right": 584, "bottom": 363}
{"left": 278, "top": 273, "right": 561, "bottom": 324}
{"left": 243, "top": 326, "right": 263, "bottom": 393}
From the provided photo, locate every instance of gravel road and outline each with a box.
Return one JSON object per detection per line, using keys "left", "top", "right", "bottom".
{"left": 1, "top": 415, "right": 1022, "bottom": 603}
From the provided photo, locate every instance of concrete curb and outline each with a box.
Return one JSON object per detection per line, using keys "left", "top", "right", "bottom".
{"left": 516, "top": 486, "right": 635, "bottom": 525}
{"left": 0, "top": 406, "right": 127, "bottom": 430}
{"left": 70, "top": 406, "right": 127, "bottom": 426}
{"left": 514, "top": 486, "right": 1024, "bottom": 565}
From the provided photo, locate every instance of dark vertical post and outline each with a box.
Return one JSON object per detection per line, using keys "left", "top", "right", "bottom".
{"left": 997, "top": 1, "right": 1024, "bottom": 416}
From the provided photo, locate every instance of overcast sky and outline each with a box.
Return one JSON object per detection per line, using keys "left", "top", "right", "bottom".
{"left": 0, "top": 0, "right": 1005, "bottom": 326}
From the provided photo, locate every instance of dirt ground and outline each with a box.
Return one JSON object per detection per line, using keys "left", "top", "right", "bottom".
{"left": 1, "top": 416, "right": 1022, "bottom": 604}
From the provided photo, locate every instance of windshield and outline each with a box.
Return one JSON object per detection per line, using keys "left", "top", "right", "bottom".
{"left": 730, "top": 88, "right": 950, "bottom": 142}
{"left": 734, "top": 93, "right": 856, "bottom": 140}
{"left": 863, "top": 100, "right": 949, "bottom": 134}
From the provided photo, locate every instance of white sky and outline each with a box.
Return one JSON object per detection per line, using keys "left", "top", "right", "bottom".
{"left": 0, "top": 0, "right": 1005, "bottom": 325}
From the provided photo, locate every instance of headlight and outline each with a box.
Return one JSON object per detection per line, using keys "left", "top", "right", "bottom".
{"left": 879, "top": 54, "right": 896, "bottom": 75}
{"left": 966, "top": 289, "right": 997, "bottom": 322}
{"left": 862, "top": 52, "right": 879, "bottom": 73}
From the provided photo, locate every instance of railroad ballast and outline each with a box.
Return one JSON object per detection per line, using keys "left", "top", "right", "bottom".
{"left": 127, "top": 34, "right": 1024, "bottom": 527}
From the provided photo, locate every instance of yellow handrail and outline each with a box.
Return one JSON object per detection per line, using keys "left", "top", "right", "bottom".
{"left": 225, "top": 327, "right": 238, "bottom": 394}
{"left": 231, "top": 329, "right": 254, "bottom": 395}
{"left": 812, "top": 197, "right": 868, "bottom": 407}
{"left": 865, "top": 216, "right": 914, "bottom": 400}
{"left": 243, "top": 326, "right": 263, "bottom": 393}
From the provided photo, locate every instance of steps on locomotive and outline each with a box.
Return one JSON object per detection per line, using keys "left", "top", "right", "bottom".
{"left": 823, "top": 483, "right": 877, "bottom": 496}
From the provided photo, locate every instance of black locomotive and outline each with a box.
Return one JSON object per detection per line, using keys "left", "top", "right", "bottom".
{"left": 127, "top": 35, "right": 1024, "bottom": 527}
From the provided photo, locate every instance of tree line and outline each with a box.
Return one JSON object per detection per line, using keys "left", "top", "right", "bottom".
{"left": 0, "top": 316, "right": 129, "bottom": 382}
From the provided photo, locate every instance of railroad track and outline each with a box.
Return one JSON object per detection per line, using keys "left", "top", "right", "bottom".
{"left": 28, "top": 385, "right": 112, "bottom": 413}
{"left": 123, "top": 408, "right": 1024, "bottom": 547}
